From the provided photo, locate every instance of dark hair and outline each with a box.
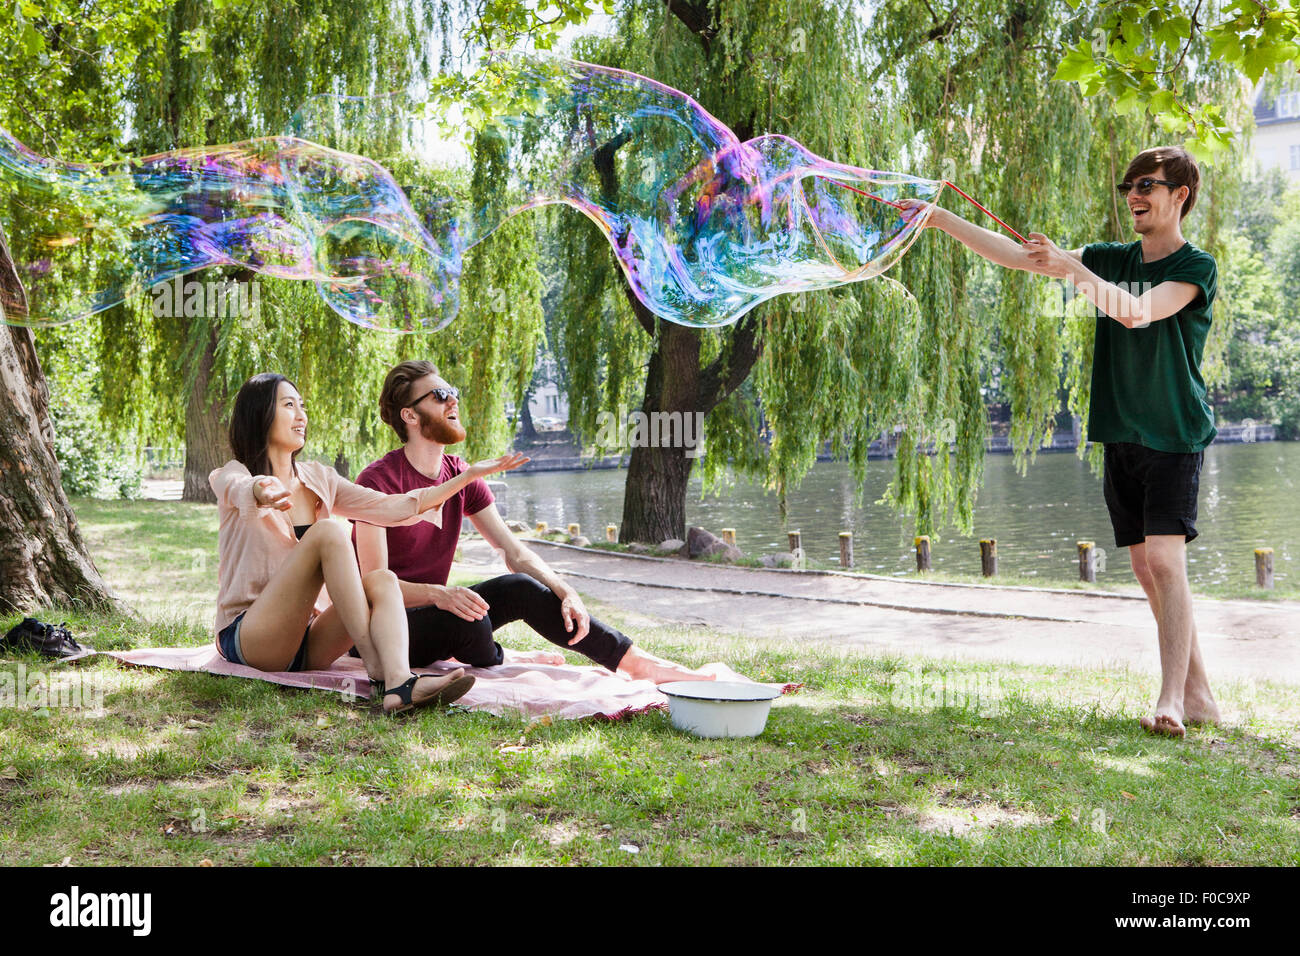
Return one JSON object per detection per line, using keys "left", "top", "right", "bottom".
{"left": 379, "top": 360, "right": 439, "bottom": 443}
{"left": 1123, "top": 146, "right": 1201, "bottom": 220}
{"left": 229, "top": 373, "right": 301, "bottom": 477}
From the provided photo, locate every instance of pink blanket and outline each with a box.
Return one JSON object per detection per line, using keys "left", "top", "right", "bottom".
{"left": 99, "top": 646, "right": 791, "bottom": 721}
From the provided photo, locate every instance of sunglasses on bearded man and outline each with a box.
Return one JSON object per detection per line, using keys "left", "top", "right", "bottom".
{"left": 405, "top": 385, "right": 460, "bottom": 407}
{"left": 1116, "top": 177, "right": 1180, "bottom": 196}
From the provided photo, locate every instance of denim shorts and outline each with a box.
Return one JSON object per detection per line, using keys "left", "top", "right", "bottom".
{"left": 1102, "top": 441, "right": 1204, "bottom": 548}
{"left": 217, "top": 611, "right": 312, "bottom": 672}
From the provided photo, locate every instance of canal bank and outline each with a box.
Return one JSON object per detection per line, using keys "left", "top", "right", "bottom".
{"left": 459, "top": 537, "right": 1300, "bottom": 685}
{"left": 511, "top": 422, "right": 1279, "bottom": 473}
{"left": 494, "top": 440, "right": 1298, "bottom": 593}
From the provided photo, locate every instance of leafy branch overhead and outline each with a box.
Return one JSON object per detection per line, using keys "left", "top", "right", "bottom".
{"left": 1055, "top": 0, "right": 1300, "bottom": 158}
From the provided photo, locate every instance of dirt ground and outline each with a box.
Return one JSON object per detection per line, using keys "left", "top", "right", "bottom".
{"left": 459, "top": 538, "right": 1300, "bottom": 685}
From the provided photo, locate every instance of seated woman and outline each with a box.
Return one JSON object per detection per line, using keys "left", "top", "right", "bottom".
{"left": 209, "top": 372, "right": 528, "bottom": 715}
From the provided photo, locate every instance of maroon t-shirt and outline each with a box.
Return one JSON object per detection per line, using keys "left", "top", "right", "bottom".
{"left": 354, "top": 448, "right": 494, "bottom": 586}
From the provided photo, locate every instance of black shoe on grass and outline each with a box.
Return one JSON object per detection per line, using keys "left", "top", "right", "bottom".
{"left": 1, "top": 618, "right": 88, "bottom": 658}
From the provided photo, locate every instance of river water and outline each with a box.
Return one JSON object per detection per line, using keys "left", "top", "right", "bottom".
{"left": 497, "top": 441, "right": 1297, "bottom": 589}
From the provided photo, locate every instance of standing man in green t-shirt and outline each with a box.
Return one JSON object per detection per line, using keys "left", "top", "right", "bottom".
{"left": 899, "top": 146, "right": 1220, "bottom": 738}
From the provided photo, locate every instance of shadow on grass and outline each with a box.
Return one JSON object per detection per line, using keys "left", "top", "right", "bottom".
{"left": 2, "top": 643, "right": 1298, "bottom": 865}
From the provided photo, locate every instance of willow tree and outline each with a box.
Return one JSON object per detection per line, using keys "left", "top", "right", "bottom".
{"left": 545, "top": 0, "right": 1242, "bottom": 543}
{"left": 433, "top": 138, "right": 545, "bottom": 460}
{"left": 0, "top": 0, "right": 171, "bottom": 610}
{"left": 550, "top": 0, "right": 916, "bottom": 543}
{"left": 876, "top": 0, "right": 1243, "bottom": 474}
{"left": 82, "top": 0, "right": 593, "bottom": 497}
{"left": 83, "top": 0, "right": 441, "bottom": 500}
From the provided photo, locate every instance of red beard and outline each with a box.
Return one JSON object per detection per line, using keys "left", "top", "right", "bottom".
{"left": 416, "top": 406, "right": 466, "bottom": 445}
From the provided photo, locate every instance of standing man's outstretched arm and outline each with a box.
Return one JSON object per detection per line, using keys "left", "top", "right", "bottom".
{"left": 900, "top": 201, "right": 1197, "bottom": 328}
{"left": 900, "top": 200, "right": 1081, "bottom": 273}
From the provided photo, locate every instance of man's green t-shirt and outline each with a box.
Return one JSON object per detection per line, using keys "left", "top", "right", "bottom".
{"left": 1080, "top": 240, "right": 1218, "bottom": 453}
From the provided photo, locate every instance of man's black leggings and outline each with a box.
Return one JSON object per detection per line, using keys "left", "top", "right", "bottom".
{"left": 405, "top": 573, "right": 633, "bottom": 672}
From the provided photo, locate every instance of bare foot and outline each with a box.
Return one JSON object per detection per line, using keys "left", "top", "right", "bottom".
{"left": 618, "top": 647, "right": 719, "bottom": 685}
{"left": 1139, "top": 711, "right": 1186, "bottom": 738}
{"left": 696, "top": 661, "right": 753, "bottom": 682}
{"left": 1182, "top": 690, "right": 1222, "bottom": 727}
{"left": 506, "top": 649, "right": 566, "bottom": 666}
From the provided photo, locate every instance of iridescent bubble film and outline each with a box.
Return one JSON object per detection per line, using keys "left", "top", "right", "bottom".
{"left": 0, "top": 130, "right": 460, "bottom": 331}
{"left": 0, "top": 54, "right": 943, "bottom": 332}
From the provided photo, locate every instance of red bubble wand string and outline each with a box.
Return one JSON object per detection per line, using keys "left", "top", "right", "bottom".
{"left": 818, "top": 176, "right": 1028, "bottom": 244}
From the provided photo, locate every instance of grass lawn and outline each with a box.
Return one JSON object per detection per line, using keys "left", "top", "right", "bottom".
{"left": 0, "top": 498, "right": 1297, "bottom": 866}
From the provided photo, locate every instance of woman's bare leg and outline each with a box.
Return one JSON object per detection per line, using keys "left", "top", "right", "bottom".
{"left": 303, "top": 569, "right": 467, "bottom": 707}
{"left": 356, "top": 570, "right": 411, "bottom": 683}
{"left": 234, "top": 522, "right": 466, "bottom": 708}
{"left": 237, "top": 521, "right": 376, "bottom": 673}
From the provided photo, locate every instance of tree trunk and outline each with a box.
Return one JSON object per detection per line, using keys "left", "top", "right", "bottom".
{"left": 620, "top": 321, "right": 701, "bottom": 543}
{"left": 182, "top": 321, "right": 227, "bottom": 502}
{"left": 519, "top": 385, "right": 538, "bottom": 441}
{"left": 0, "top": 226, "right": 118, "bottom": 611}
{"left": 621, "top": 438, "right": 696, "bottom": 544}
{"left": 615, "top": 273, "right": 762, "bottom": 541}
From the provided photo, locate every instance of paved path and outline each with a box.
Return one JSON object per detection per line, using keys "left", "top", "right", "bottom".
{"left": 459, "top": 538, "right": 1300, "bottom": 685}
{"left": 141, "top": 479, "right": 182, "bottom": 500}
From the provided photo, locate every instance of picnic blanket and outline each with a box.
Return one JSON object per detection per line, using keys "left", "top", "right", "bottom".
{"left": 98, "top": 646, "right": 795, "bottom": 721}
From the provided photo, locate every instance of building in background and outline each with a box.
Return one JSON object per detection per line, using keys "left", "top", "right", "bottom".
{"left": 504, "top": 350, "right": 569, "bottom": 433}
{"left": 1252, "top": 82, "right": 1300, "bottom": 179}
{"left": 528, "top": 379, "right": 568, "bottom": 430}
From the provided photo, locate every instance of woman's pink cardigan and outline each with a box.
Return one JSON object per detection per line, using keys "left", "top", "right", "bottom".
{"left": 208, "top": 459, "right": 442, "bottom": 638}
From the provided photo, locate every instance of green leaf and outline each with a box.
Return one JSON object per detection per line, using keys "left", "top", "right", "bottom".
{"left": 1158, "top": 110, "right": 1188, "bottom": 134}
{"left": 1132, "top": 51, "right": 1159, "bottom": 73}
{"left": 1103, "top": 69, "right": 1139, "bottom": 97}
{"left": 1053, "top": 43, "right": 1098, "bottom": 84}
{"left": 1184, "top": 136, "right": 1214, "bottom": 164}
{"left": 1262, "top": 14, "right": 1287, "bottom": 42}
{"left": 1118, "top": 13, "right": 1142, "bottom": 49}
{"left": 1113, "top": 87, "right": 1142, "bottom": 116}
{"left": 1242, "top": 47, "right": 1271, "bottom": 84}
{"left": 21, "top": 20, "right": 45, "bottom": 56}
{"left": 1148, "top": 89, "right": 1176, "bottom": 115}
{"left": 1209, "top": 31, "right": 1244, "bottom": 63}
{"left": 1154, "top": 21, "right": 1179, "bottom": 53}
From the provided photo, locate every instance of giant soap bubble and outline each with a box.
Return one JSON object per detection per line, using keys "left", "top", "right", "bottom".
{"left": 0, "top": 53, "right": 946, "bottom": 332}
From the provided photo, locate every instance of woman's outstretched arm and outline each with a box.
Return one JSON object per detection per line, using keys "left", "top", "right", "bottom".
{"left": 331, "top": 452, "right": 530, "bottom": 526}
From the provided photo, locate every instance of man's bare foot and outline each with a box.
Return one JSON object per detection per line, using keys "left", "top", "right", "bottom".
{"left": 505, "top": 649, "right": 566, "bottom": 666}
{"left": 1182, "top": 704, "right": 1222, "bottom": 727}
{"left": 618, "top": 647, "right": 718, "bottom": 685}
{"left": 1182, "top": 688, "right": 1222, "bottom": 726}
{"left": 1139, "top": 711, "right": 1186, "bottom": 738}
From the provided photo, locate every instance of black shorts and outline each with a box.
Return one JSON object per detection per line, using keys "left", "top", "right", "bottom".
{"left": 1102, "top": 441, "right": 1204, "bottom": 549}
